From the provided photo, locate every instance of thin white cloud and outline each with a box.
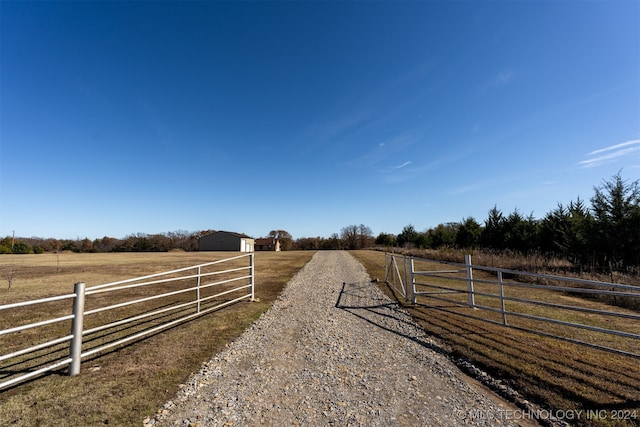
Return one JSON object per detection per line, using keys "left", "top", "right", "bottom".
{"left": 341, "top": 128, "right": 424, "bottom": 170}
{"left": 391, "top": 161, "right": 411, "bottom": 170}
{"left": 587, "top": 139, "right": 640, "bottom": 156}
{"left": 578, "top": 139, "right": 640, "bottom": 168}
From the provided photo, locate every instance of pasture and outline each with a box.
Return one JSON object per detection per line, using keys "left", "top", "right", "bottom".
{"left": 2, "top": 249, "right": 638, "bottom": 427}
{"left": 351, "top": 250, "right": 640, "bottom": 427}
{"left": 0, "top": 250, "right": 314, "bottom": 426}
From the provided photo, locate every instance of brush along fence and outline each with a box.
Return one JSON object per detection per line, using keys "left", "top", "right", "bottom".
{"left": 384, "top": 252, "right": 640, "bottom": 359}
{"left": 0, "top": 253, "right": 254, "bottom": 390}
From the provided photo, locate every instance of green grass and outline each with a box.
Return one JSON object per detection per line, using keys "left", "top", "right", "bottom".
{"left": 351, "top": 250, "right": 640, "bottom": 427}
{"left": 0, "top": 251, "right": 314, "bottom": 426}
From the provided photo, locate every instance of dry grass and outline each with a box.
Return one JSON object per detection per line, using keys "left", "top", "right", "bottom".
{"left": 352, "top": 250, "right": 640, "bottom": 427}
{"left": 0, "top": 251, "right": 314, "bottom": 426}
{"left": 386, "top": 247, "right": 640, "bottom": 312}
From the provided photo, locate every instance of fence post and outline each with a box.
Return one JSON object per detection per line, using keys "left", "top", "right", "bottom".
{"left": 465, "top": 254, "right": 476, "bottom": 308}
{"left": 69, "top": 282, "right": 86, "bottom": 376}
{"left": 249, "top": 252, "right": 255, "bottom": 301}
{"left": 497, "top": 271, "right": 508, "bottom": 326}
{"left": 384, "top": 253, "right": 388, "bottom": 282}
{"left": 196, "top": 266, "right": 201, "bottom": 313}
{"left": 391, "top": 255, "right": 396, "bottom": 290}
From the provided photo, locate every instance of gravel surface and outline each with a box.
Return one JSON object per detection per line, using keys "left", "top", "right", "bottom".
{"left": 147, "top": 251, "right": 536, "bottom": 427}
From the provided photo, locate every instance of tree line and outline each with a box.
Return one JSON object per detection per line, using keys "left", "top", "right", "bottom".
{"left": 379, "top": 173, "right": 640, "bottom": 274}
{"left": 2, "top": 173, "right": 638, "bottom": 273}
{"left": 0, "top": 227, "right": 372, "bottom": 254}
{"left": 287, "top": 173, "right": 640, "bottom": 275}
{"left": 0, "top": 230, "right": 203, "bottom": 255}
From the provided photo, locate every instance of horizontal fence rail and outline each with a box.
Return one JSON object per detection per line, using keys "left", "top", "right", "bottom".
{"left": 0, "top": 253, "right": 255, "bottom": 390}
{"left": 384, "top": 253, "right": 640, "bottom": 359}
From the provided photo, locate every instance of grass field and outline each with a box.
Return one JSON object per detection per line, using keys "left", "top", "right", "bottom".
{"left": 351, "top": 250, "right": 640, "bottom": 427}
{"left": 2, "top": 250, "right": 638, "bottom": 427}
{"left": 0, "top": 250, "right": 314, "bottom": 426}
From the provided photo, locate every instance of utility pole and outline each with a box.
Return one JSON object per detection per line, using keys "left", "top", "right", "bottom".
{"left": 11, "top": 230, "right": 15, "bottom": 251}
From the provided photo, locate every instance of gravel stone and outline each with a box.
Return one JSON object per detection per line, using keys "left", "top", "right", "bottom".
{"left": 149, "top": 251, "right": 537, "bottom": 427}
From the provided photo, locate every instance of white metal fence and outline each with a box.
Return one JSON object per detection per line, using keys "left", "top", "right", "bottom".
{"left": 0, "top": 253, "right": 254, "bottom": 390}
{"left": 384, "top": 252, "right": 640, "bottom": 359}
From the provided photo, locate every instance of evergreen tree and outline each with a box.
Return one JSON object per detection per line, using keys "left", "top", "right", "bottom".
{"left": 481, "top": 206, "right": 506, "bottom": 250}
{"left": 375, "top": 232, "right": 397, "bottom": 247}
{"left": 428, "top": 223, "right": 457, "bottom": 248}
{"left": 540, "top": 204, "right": 570, "bottom": 256}
{"left": 590, "top": 173, "right": 640, "bottom": 271}
{"left": 566, "top": 198, "right": 594, "bottom": 267}
{"left": 503, "top": 210, "right": 539, "bottom": 254}
{"left": 456, "top": 217, "right": 482, "bottom": 248}
{"left": 397, "top": 225, "right": 418, "bottom": 248}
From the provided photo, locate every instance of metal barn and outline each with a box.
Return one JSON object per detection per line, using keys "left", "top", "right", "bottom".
{"left": 198, "top": 231, "right": 254, "bottom": 252}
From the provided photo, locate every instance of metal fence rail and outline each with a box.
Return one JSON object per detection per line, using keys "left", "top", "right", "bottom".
{"left": 0, "top": 253, "right": 255, "bottom": 390}
{"left": 384, "top": 253, "right": 640, "bottom": 359}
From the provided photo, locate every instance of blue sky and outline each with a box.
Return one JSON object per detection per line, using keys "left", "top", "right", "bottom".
{"left": 1, "top": 1, "right": 639, "bottom": 240}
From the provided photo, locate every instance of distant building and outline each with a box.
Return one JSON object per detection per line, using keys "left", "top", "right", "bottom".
{"left": 199, "top": 231, "right": 254, "bottom": 252}
{"left": 255, "top": 237, "right": 280, "bottom": 251}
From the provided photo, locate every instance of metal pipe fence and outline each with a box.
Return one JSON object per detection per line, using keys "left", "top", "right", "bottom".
{"left": 384, "top": 253, "right": 640, "bottom": 359}
{"left": 384, "top": 252, "right": 408, "bottom": 300}
{"left": 0, "top": 252, "right": 255, "bottom": 390}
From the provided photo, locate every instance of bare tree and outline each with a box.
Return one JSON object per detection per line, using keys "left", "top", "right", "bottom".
{"left": 340, "top": 225, "right": 359, "bottom": 250}
{"left": 269, "top": 230, "right": 293, "bottom": 250}
{"left": 5, "top": 265, "right": 16, "bottom": 289}
{"left": 357, "top": 224, "right": 374, "bottom": 249}
{"left": 340, "top": 224, "right": 374, "bottom": 250}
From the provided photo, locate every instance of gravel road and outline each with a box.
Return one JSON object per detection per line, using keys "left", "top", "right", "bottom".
{"left": 147, "top": 251, "right": 536, "bottom": 426}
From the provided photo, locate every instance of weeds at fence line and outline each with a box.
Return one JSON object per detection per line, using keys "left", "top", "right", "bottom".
{"left": 376, "top": 247, "right": 640, "bottom": 313}
{"left": 377, "top": 246, "right": 640, "bottom": 280}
